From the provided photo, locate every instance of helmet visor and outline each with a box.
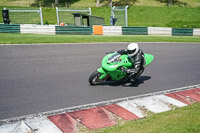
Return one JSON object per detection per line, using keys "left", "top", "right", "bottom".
{"left": 128, "top": 49, "right": 136, "bottom": 55}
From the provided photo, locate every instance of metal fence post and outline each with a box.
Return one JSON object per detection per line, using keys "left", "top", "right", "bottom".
{"left": 8, "top": 8, "right": 44, "bottom": 24}
{"left": 89, "top": 8, "right": 91, "bottom": 15}
{"left": 56, "top": 7, "right": 59, "bottom": 25}
{"left": 125, "top": 5, "right": 129, "bottom": 27}
{"left": 40, "top": 7, "right": 43, "bottom": 25}
{"left": 111, "top": 5, "right": 128, "bottom": 26}
{"left": 112, "top": 6, "right": 115, "bottom": 18}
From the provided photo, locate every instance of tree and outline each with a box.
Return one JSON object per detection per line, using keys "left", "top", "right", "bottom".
{"left": 156, "top": 0, "right": 188, "bottom": 6}
{"left": 55, "top": 0, "right": 59, "bottom": 4}
{"left": 31, "top": 0, "right": 80, "bottom": 7}
{"left": 97, "top": 0, "right": 137, "bottom": 7}
{"left": 116, "top": 0, "right": 137, "bottom": 6}
{"left": 98, "top": 0, "right": 112, "bottom": 7}
{"left": 96, "top": 0, "right": 100, "bottom": 7}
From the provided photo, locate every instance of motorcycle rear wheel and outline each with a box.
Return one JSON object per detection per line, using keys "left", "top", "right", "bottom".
{"left": 89, "top": 70, "right": 104, "bottom": 85}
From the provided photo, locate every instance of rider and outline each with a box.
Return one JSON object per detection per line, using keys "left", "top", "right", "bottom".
{"left": 117, "top": 43, "right": 145, "bottom": 82}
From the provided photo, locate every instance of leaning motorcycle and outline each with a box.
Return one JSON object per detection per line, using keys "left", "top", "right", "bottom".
{"left": 89, "top": 52, "right": 154, "bottom": 85}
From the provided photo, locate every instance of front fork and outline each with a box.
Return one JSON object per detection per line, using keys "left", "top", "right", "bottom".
{"left": 97, "top": 68, "right": 108, "bottom": 80}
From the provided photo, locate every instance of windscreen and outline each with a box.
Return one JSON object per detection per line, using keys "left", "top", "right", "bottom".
{"left": 107, "top": 53, "right": 121, "bottom": 63}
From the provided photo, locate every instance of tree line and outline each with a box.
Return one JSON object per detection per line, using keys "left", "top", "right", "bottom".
{"left": 31, "top": 0, "right": 188, "bottom": 7}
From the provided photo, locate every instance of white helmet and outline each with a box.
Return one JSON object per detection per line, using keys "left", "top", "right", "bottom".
{"left": 127, "top": 43, "right": 139, "bottom": 57}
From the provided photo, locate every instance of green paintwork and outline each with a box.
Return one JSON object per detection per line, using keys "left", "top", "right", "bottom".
{"left": 172, "top": 28, "right": 193, "bottom": 36}
{"left": 144, "top": 53, "right": 154, "bottom": 66}
{"left": 0, "top": 24, "right": 20, "bottom": 33}
{"left": 98, "top": 52, "right": 154, "bottom": 80}
{"left": 122, "top": 27, "right": 148, "bottom": 35}
{"left": 97, "top": 68, "right": 108, "bottom": 80}
{"left": 56, "top": 26, "right": 92, "bottom": 35}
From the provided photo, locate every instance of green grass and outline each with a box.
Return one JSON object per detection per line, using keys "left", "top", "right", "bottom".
{"left": 42, "top": 8, "right": 57, "bottom": 25}
{"left": 69, "top": 0, "right": 97, "bottom": 8}
{"left": 91, "top": 6, "right": 200, "bottom": 28}
{"left": 94, "top": 102, "right": 200, "bottom": 133}
{"left": 0, "top": 33, "right": 200, "bottom": 44}
{"left": 1, "top": 6, "right": 200, "bottom": 28}
{"left": 127, "top": 6, "right": 200, "bottom": 28}
{"left": 1, "top": 0, "right": 200, "bottom": 7}
{"left": 0, "top": 0, "right": 34, "bottom": 7}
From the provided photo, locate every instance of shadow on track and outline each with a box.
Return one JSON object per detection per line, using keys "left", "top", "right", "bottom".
{"left": 100, "top": 76, "right": 151, "bottom": 87}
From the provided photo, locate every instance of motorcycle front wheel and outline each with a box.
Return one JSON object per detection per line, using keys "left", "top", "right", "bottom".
{"left": 89, "top": 70, "right": 105, "bottom": 85}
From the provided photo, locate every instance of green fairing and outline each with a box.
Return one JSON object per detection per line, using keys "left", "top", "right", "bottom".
{"left": 97, "top": 53, "right": 154, "bottom": 80}
{"left": 144, "top": 53, "right": 154, "bottom": 66}
{"left": 97, "top": 68, "right": 107, "bottom": 79}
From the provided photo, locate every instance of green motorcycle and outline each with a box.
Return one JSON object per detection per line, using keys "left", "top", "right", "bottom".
{"left": 89, "top": 52, "right": 154, "bottom": 85}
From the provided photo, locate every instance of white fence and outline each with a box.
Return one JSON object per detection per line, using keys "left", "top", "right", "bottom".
{"left": 112, "top": 6, "right": 129, "bottom": 27}
{"left": 8, "top": 7, "right": 43, "bottom": 25}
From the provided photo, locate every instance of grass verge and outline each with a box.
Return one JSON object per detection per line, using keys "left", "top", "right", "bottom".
{"left": 94, "top": 102, "right": 200, "bottom": 133}
{"left": 0, "top": 33, "right": 200, "bottom": 44}
{"left": 1, "top": 0, "right": 200, "bottom": 7}
{"left": 1, "top": 6, "right": 200, "bottom": 28}
{"left": 92, "top": 6, "right": 200, "bottom": 28}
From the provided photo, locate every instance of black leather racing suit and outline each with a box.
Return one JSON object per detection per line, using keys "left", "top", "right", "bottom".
{"left": 117, "top": 49, "right": 145, "bottom": 81}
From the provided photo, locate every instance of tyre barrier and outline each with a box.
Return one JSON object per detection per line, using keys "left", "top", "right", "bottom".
{"left": 20, "top": 24, "right": 55, "bottom": 35}
{"left": 0, "top": 24, "right": 200, "bottom": 36}
{"left": 0, "top": 24, "right": 20, "bottom": 33}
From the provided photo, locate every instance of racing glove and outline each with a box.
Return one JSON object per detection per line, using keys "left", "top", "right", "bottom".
{"left": 125, "top": 69, "right": 136, "bottom": 74}
{"left": 121, "top": 67, "right": 136, "bottom": 74}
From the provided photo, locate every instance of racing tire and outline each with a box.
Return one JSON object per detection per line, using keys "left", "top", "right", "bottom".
{"left": 89, "top": 70, "right": 104, "bottom": 85}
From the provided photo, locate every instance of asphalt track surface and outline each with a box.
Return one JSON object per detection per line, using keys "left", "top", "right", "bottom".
{"left": 0, "top": 42, "right": 200, "bottom": 120}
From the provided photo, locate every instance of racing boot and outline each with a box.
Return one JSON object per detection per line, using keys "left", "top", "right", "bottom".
{"left": 124, "top": 69, "right": 137, "bottom": 83}
{"left": 128, "top": 73, "right": 137, "bottom": 83}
